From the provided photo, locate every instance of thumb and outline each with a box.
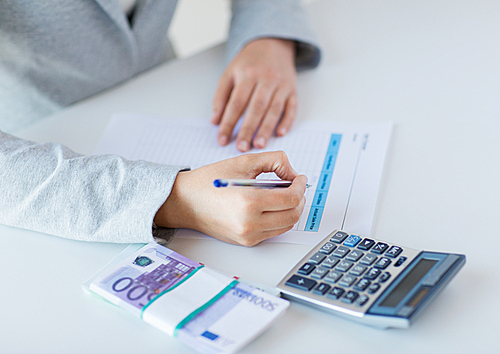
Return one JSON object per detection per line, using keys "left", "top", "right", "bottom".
{"left": 247, "top": 151, "right": 299, "bottom": 180}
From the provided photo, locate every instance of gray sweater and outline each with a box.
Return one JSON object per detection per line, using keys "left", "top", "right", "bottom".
{"left": 0, "top": 0, "right": 320, "bottom": 243}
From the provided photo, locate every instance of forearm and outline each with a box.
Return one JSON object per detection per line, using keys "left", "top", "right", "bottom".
{"left": 0, "top": 131, "right": 186, "bottom": 243}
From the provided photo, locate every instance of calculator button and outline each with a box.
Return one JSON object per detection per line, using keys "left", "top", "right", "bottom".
{"left": 367, "top": 283, "right": 381, "bottom": 294}
{"left": 342, "top": 291, "right": 359, "bottom": 304}
{"left": 330, "top": 231, "right": 349, "bottom": 243}
{"left": 360, "top": 254, "right": 378, "bottom": 265}
{"left": 331, "top": 246, "right": 350, "bottom": 258}
{"left": 371, "top": 242, "right": 389, "bottom": 254}
{"left": 311, "top": 267, "right": 329, "bottom": 280}
{"left": 324, "top": 270, "right": 343, "bottom": 284}
{"left": 346, "top": 249, "right": 364, "bottom": 262}
{"left": 357, "top": 238, "right": 375, "bottom": 250}
{"left": 364, "top": 268, "right": 381, "bottom": 280}
{"left": 336, "top": 260, "right": 354, "bottom": 273}
{"left": 285, "top": 275, "right": 317, "bottom": 291}
{"left": 298, "top": 263, "right": 316, "bottom": 275}
{"left": 313, "top": 283, "right": 331, "bottom": 296}
{"left": 321, "top": 256, "right": 340, "bottom": 269}
{"left": 349, "top": 264, "right": 367, "bottom": 276}
{"left": 343, "top": 235, "right": 362, "bottom": 247}
{"left": 379, "top": 272, "right": 392, "bottom": 283}
{"left": 374, "top": 257, "right": 392, "bottom": 269}
{"left": 327, "top": 287, "right": 345, "bottom": 300}
{"left": 356, "top": 295, "right": 370, "bottom": 307}
{"left": 338, "top": 275, "right": 357, "bottom": 287}
{"left": 319, "top": 242, "right": 337, "bottom": 254}
{"left": 309, "top": 252, "right": 327, "bottom": 265}
{"left": 353, "top": 279, "right": 371, "bottom": 291}
{"left": 385, "top": 246, "right": 403, "bottom": 258}
{"left": 395, "top": 256, "right": 408, "bottom": 267}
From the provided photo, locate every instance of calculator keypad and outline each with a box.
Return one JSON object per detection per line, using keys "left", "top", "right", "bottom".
{"left": 279, "top": 230, "right": 419, "bottom": 313}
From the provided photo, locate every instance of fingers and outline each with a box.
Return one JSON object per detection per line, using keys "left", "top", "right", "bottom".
{"left": 211, "top": 73, "right": 234, "bottom": 128}
{"left": 234, "top": 82, "right": 277, "bottom": 151}
{"left": 216, "top": 78, "right": 256, "bottom": 147}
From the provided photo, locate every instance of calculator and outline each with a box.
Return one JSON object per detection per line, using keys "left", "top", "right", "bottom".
{"left": 276, "top": 230, "right": 465, "bottom": 329}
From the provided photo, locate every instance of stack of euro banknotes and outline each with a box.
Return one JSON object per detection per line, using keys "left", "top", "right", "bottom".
{"left": 83, "top": 243, "right": 289, "bottom": 353}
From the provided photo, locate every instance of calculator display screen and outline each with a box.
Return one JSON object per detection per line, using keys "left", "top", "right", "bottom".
{"left": 380, "top": 259, "right": 438, "bottom": 308}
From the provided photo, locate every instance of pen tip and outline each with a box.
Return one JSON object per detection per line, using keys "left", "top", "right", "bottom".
{"left": 213, "top": 180, "right": 227, "bottom": 188}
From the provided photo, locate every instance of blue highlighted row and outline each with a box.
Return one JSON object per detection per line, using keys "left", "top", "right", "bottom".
{"left": 305, "top": 134, "right": 342, "bottom": 232}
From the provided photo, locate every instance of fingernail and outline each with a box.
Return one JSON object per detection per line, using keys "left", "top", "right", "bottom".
{"left": 218, "top": 135, "right": 228, "bottom": 145}
{"left": 237, "top": 140, "right": 249, "bottom": 151}
{"left": 277, "top": 127, "right": 288, "bottom": 136}
{"left": 254, "top": 137, "right": 266, "bottom": 149}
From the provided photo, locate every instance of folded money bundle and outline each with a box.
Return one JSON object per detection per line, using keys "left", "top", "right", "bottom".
{"left": 83, "top": 243, "right": 289, "bottom": 353}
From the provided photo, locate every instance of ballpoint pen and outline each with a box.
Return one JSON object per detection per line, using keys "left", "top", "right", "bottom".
{"left": 213, "top": 179, "right": 312, "bottom": 189}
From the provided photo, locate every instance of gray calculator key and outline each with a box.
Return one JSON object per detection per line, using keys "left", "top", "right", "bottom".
{"left": 327, "top": 287, "right": 345, "bottom": 300}
{"left": 309, "top": 252, "right": 327, "bottom": 265}
{"left": 311, "top": 267, "right": 329, "bottom": 280}
{"left": 325, "top": 270, "right": 343, "bottom": 284}
{"left": 349, "top": 264, "right": 367, "bottom": 276}
{"left": 313, "top": 283, "right": 331, "bottom": 296}
{"left": 322, "top": 256, "right": 340, "bottom": 269}
{"left": 360, "top": 254, "right": 378, "bottom": 265}
{"left": 356, "top": 295, "right": 370, "bottom": 307}
{"left": 285, "top": 275, "right": 317, "bottom": 291}
{"left": 386, "top": 246, "right": 403, "bottom": 258}
{"left": 368, "top": 283, "right": 381, "bottom": 294}
{"left": 338, "top": 275, "right": 357, "bottom": 287}
{"left": 374, "top": 257, "right": 391, "bottom": 269}
{"left": 353, "top": 279, "right": 371, "bottom": 291}
{"left": 346, "top": 250, "right": 364, "bottom": 262}
{"left": 336, "top": 260, "right": 354, "bottom": 272}
{"left": 319, "top": 242, "right": 337, "bottom": 254}
{"left": 330, "top": 231, "right": 349, "bottom": 243}
{"left": 298, "top": 263, "right": 316, "bottom": 275}
{"left": 331, "top": 246, "right": 350, "bottom": 258}
{"left": 379, "top": 272, "right": 391, "bottom": 283}
{"left": 363, "top": 267, "right": 381, "bottom": 280}
{"left": 342, "top": 291, "right": 359, "bottom": 304}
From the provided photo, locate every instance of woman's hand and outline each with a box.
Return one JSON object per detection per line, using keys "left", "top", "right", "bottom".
{"left": 211, "top": 38, "right": 297, "bottom": 152}
{"left": 154, "top": 151, "right": 307, "bottom": 246}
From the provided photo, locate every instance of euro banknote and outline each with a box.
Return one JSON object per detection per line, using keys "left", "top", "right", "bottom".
{"left": 87, "top": 243, "right": 289, "bottom": 353}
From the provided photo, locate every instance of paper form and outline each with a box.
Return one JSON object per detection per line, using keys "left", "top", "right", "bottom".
{"left": 94, "top": 114, "right": 392, "bottom": 245}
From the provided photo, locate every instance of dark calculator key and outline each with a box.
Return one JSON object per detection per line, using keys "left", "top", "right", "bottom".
{"left": 336, "top": 260, "right": 354, "bottom": 273}
{"left": 338, "top": 275, "right": 357, "bottom": 287}
{"left": 311, "top": 267, "right": 329, "bottom": 280}
{"left": 331, "top": 246, "right": 350, "bottom": 258}
{"left": 374, "top": 257, "right": 392, "bottom": 269}
{"left": 379, "top": 272, "right": 392, "bottom": 283}
{"left": 342, "top": 291, "right": 360, "bottom": 304}
{"left": 395, "top": 256, "right": 408, "bottom": 267}
{"left": 285, "top": 275, "right": 317, "bottom": 291}
{"left": 386, "top": 246, "right": 403, "bottom": 258}
{"left": 298, "top": 263, "right": 316, "bottom": 275}
{"left": 309, "top": 252, "right": 327, "bottom": 265}
{"left": 346, "top": 249, "right": 364, "bottom": 262}
{"left": 319, "top": 242, "right": 337, "bottom": 254}
{"left": 349, "top": 264, "right": 367, "bottom": 276}
{"left": 353, "top": 279, "right": 371, "bottom": 291}
{"left": 313, "top": 283, "right": 331, "bottom": 296}
{"left": 360, "top": 254, "right": 378, "bottom": 265}
{"left": 343, "top": 234, "right": 362, "bottom": 247}
{"left": 322, "top": 256, "right": 340, "bottom": 269}
{"left": 325, "top": 270, "right": 343, "bottom": 284}
{"left": 327, "top": 287, "right": 345, "bottom": 300}
{"left": 330, "top": 231, "right": 349, "bottom": 244}
{"left": 356, "top": 295, "right": 370, "bottom": 307}
{"left": 358, "top": 238, "right": 375, "bottom": 250}
{"left": 371, "top": 242, "right": 389, "bottom": 254}
{"left": 367, "top": 283, "right": 381, "bottom": 294}
{"left": 364, "top": 267, "right": 381, "bottom": 280}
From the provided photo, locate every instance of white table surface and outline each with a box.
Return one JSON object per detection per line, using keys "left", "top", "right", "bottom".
{"left": 2, "top": 1, "right": 500, "bottom": 353}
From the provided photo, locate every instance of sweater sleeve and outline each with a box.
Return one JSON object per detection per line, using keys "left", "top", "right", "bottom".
{"left": 0, "top": 130, "right": 188, "bottom": 243}
{"left": 227, "top": 0, "right": 321, "bottom": 70}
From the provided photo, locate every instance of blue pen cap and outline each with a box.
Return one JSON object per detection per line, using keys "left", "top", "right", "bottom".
{"left": 213, "top": 179, "right": 228, "bottom": 188}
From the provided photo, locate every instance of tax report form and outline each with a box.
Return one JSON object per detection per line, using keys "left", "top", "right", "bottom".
{"left": 94, "top": 114, "right": 392, "bottom": 245}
